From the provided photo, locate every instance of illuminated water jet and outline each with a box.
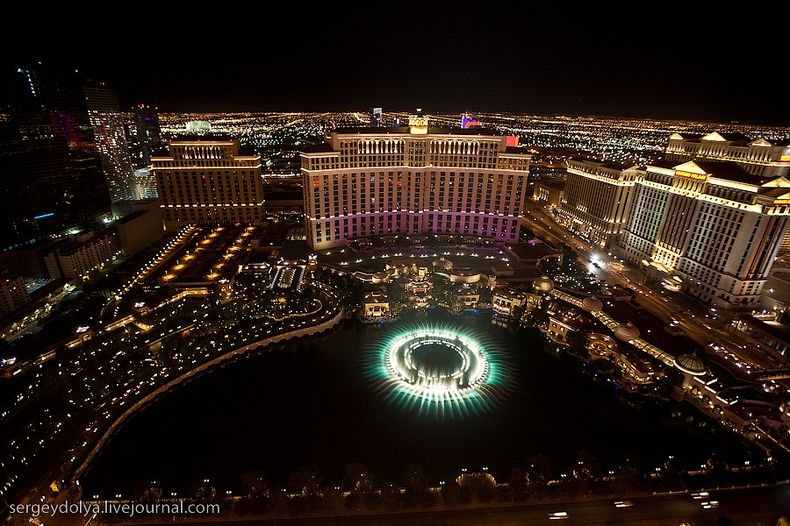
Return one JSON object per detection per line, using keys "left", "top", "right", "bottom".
{"left": 367, "top": 322, "right": 514, "bottom": 418}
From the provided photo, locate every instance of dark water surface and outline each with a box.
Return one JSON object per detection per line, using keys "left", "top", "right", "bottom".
{"left": 82, "top": 311, "right": 751, "bottom": 496}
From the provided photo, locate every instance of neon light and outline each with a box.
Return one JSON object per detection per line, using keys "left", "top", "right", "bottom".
{"left": 33, "top": 212, "right": 54, "bottom": 220}
{"left": 461, "top": 114, "right": 480, "bottom": 129}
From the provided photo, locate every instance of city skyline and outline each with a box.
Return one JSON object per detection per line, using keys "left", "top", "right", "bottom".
{"left": 1, "top": 7, "right": 788, "bottom": 123}
{"left": 2, "top": 10, "right": 790, "bottom": 524}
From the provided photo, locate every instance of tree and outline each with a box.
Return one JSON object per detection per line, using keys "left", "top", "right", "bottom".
{"left": 240, "top": 470, "right": 268, "bottom": 499}
{"left": 133, "top": 479, "right": 162, "bottom": 503}
{"left": 507, "top": 467, "right": 529, "bottom": 501}
{"left": 288, "top": 465, "right": 322, "bottom": 496}
{"left": 527, "top": 454, "right": 553, "bottom": 487}
{"left": 190, "top": 478, "right": 216, "bottom": 502}
{"left": 403, "top": 463, "right": 434, "bottom": 508}
{"left": 404, "top": 463, "right": 428, "bottom": 493}
{"left": 575, "top": 450, "right": 602, "bottom": 480}
{"left": 345, "top": 462, "right": 373, "bottom": 495}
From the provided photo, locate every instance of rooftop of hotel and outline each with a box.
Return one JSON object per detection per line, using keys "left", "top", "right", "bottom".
{"left": 671, "top": 132, "right": 790, "bottom": 147}
{"left": 650, "top": 159, "right": 776, "bottom": 185}
{"left": 568, "top": 156, "right": 629, "bottom": 170}
{"left": 331, "top": 126, "right": 505, "bottom": 136}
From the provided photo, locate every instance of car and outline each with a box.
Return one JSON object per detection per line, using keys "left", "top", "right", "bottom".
{"left": 549, "top": 511, "right": 569, "bottom": 520}
{"left": 614, "top": 500, "right": 634, "bottom": 508}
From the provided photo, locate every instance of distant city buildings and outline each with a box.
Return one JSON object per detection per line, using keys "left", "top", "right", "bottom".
{"left": 132, "top": 168, "right": 159, "bottom": 200}
{"left": 185, "top": 120, "right": 212, "bottom": 134}
{"left": 665, "top": 132, "right": 790, "bottom": 255}
{"left": 363, "top": 291, "right": 390, "bottom": 319}
{"left": 152, "top": 138, "right": 264, "bottom": 231}
{"left": 491, "top": 287, "right": 527, "bottom": 318}
{"left": 555, "top": 158, "right": 639, "bottom": 246}
{"left": 84, "top": 85, "right": 135, "bottom": 202}
{"left": 112, "top": 199, "right": 165, "bottom": 257}
{"left": 301, "top": 112, "right": 531, "bottom": 250}
{"left": 370, "top": 107, "right": 382, "bottom": 127}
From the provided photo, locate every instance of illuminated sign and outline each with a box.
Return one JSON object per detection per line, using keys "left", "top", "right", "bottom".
{"left": 33, "top": 212, "right": 55, "bottom": 220}
{"left": 461, "top": 114, "right": 480, "bottom": 129}
{"left": 675, "top": 170, "right": 707, "bottom": 181}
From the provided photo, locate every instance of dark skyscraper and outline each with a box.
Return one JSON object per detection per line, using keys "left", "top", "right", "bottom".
{"left": 0, "top": 63, "right": 111, "bottom": 250}
{"left": 127, "top": 103, "right": 161, "bottom": 169}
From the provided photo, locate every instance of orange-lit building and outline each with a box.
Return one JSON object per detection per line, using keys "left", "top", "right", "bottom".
{"left": 152, "top": 138, "right": 263, "bottom": 231}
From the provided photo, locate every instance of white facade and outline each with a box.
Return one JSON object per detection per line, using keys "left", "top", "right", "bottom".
{"left": 666, "top": 132, "right": 790, "bottom": 177}
{"left": 301, "top": 119, "right": 530, "bottom": 250}
{"left": 556, "top": 158, "right": 639, "bottom": 246}
{"left": 0, "top": 274, "right": 30, "bottom": 316}
{"left": 492, "top": 287, "right": 526, "bottom": 317}
{"left": 44, "top": 231, "right": 120, "bottom": 280}
{"left": 617, "top": 160, "right": 790, "bottom": 308}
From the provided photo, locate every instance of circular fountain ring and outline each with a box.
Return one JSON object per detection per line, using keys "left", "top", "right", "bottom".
{"left": 386, "top": 329, "right": 489, "bottom": 396}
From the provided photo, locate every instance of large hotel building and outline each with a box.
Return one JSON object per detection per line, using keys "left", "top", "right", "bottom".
{"left": 665, "top": 132, "right": 790, "bottom": 177}
{"left": 617, "top": 159, "right": 790, "bottom": 307}
{"left": 152, "top": 138, "right": 264, "bottom": 231}
{"left": 557, "top": 133, "right": 790, "bottom": 308}
{"left": 301, "top": 114, "right": 531, "bottom": 250}
{"left": 555, "top": 158, "right": 639, "bottom": 246}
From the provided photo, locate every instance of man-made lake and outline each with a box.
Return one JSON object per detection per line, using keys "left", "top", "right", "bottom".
{"left": 83, "top": 311, "right": 751, "bottom": 496}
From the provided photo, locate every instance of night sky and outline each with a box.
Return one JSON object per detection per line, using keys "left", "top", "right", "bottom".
{"left": 2, "top": 5, "right": 787, "bottom": 123}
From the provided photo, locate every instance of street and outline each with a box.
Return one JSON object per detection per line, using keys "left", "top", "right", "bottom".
{"left": 79, "top": 483, "right": 790, "bottom": 526}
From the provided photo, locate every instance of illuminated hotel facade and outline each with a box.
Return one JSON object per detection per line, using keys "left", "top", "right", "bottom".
{"left": 301, "top": 114, "right": 530, "bottom": 250}
{"left": 665, "top": 131, "right": 790, "bottom": 255}
{"left": 152, "top": 138, "right": 263, "bottom": 231}
{"left": 665, "top": 132, "right": 790, "bottom": 177}
{"left": 616, "top": 159, "right": 790, "bottom": 308}
{"left": 555, "top": 158, "right": 639, "bottom": 246}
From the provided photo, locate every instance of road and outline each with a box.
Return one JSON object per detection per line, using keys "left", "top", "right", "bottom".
{"left": 70, "top": 484, "right": 790, "bottom": 526}
{"left": 521, "top": 205, "right": 781, "bottom": 371}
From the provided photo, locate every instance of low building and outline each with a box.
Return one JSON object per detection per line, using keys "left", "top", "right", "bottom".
{"left": 586, "top": 332, "right": 618, "bottom": 359}
{"left": 492, "top": 287, "right": 526, "bottom": 317}
{"left": 405, "top": 279, "right": 432, "bottom": 295}
{"left": 0, "top": 272, "right": 30, "bottom": 316}
{"left": 114, "top": 199, "right": 164, "bottom": 257}
{"left": 547, "top": 313, "right": 585, "bottom": 345}
{"left": 454, "top": 284, "right": 481, "bottom": 310}
{"left": 532, "top": 179, "right": 565, "bottom": 208}
{"left": 616, "top": 351, "right": 663, "bottom": 385}
{"left": 363, "top": 291, "right": 390, "bottom": 319}
{"left": 44, "top": 231, "right": 120, "bottom": 280}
